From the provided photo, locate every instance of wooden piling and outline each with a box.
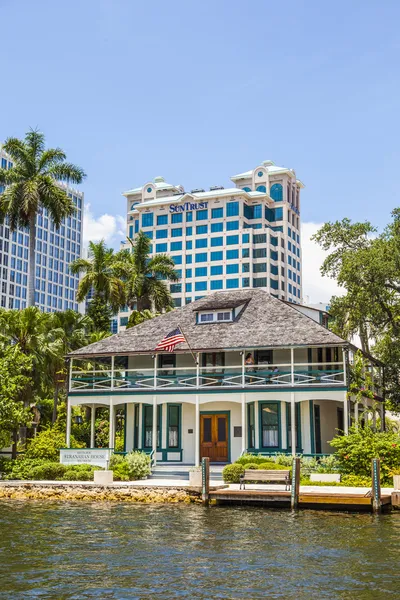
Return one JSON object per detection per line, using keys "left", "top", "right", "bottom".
{"left": 202, "top": 457, "right": 210, "bottom": 506}
{"left": 371, "top": 458, "right": 382, "bottom": 514}
{"left": 291, "top": 457, "right": 300, "bottom": 510}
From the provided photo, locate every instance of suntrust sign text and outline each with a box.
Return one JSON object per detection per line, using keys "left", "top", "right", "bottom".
{"left": 169, "top": 201, "right": 208, "bottom": 213}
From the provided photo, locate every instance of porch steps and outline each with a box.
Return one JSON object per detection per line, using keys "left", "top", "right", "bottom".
{"left": 149, "top": 464, "right": 225, "bottom": 482}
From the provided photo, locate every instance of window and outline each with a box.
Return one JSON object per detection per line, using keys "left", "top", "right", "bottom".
{"left": 195, "top": 238, "right": 207, "bottom": 249}
{"left": 253, "top": 248, "right": 266, "bottom": 258}
{"left": 242, "top": 263, "right": 250, "bottom": 273}
{"left": 270, "top": 265, "right": 278, "bottom": 275}
{"left": 226, "top": 264, "right": 238, "bottom": 274}
{"left": 227, "top": 235, "right": 239, "bottom": 245}
{"left": 156, "top": 229, "right": 168, "bottom": 239}
{"left": 253, "top": 277, "right": 267, "bottom": 287}
{"left": 270, "top": 236, "right": 278, "bottom": 247}
{"left": 247, "top": 404, "right": 255, "bottom": 448}
{"left": 211, "top": 265, "right": 223, "bottom": 275}
{"left": 120, "top": 317, "right": 128, "bottom": 327}
{"left": 254, "top": 263, "right": 267, "bottom": 273}
{"left": 270, "top": 183, "right": 283, "bottom": 201}
{"left": 242, "top": 233, "right": 250, "bottom": 244}
{"left": 142, "top": 213, "right": 153, "bottom": 227}
{"left": 199, "top": 310, "right": 231, "bottom": 322}
{"left": 196, "top": 225, "right": 207, "bottom": 235}
{"left": 186, "top": 240, "right": 192, "bottom": 250}
{"left": 226, "top": 202, "right": 239, "bottom": 217}
{"left": 242, "top": 277, "right": 250, "bottom": 287}
{"left": 196, "top": 209, "right": 208, "bottom": 221}
{"left": 275, "top": 207, "right": 283, "bottom": 221}
{"left": 211, "top": 237, "right": 223, "bottom": 247}
{"left": 157, "top": 215, "right": 168, "bottom": 225}
{"left": 211, "top": 280, "right": 223, "bottom": 290}
{"left": 226, "top": 278, "right": 239, "bottom": 288}
{"left": 186, "top": 268, "right": 192, "bottom": 278}
{"left": 173, "top": 256, "right": 182, "bottom": 265}
{"left": 195, "top": 267, "right": 207, "bottom": 277}
{"left": 226, "top": 249, "right": 239, "bottom": 260}
{"left": 254, "top": 233, "right": 266, "bottom": 244}
{"left": 226, "top": 221, "right": 239, "bottom": 231}
{"left": 217, "top": 312, "right": 231, "bottom": 321}
{"left": 261, "top": 402, "right": 279, "bottom": 447}
{"left": 195, "top": 252, "right": 207, "bottom": 263}
{"left": 242, "top": 248, "right": 250, "bottom": 258}
{"left": 256, "top": 185, "right": 266, "bottom": 193}
{"left": 171, "top": 228, "right": 182, "bottom": 238}
{"left": 212, "top": 207, "right": 223, "bottom": 219}
{"left": 186, "top": 211, "right": 193, "bottom": 222}
{"left": 211, "top": 251, "right": 223, "bottom": 261}
{"left": 270, "top": 279, "right": 279, "bottom": 290}
{"left": 186, "top": 282, "right": 192, "bottom": 292}
{"left": 211, "top": 222, "right": 223, "bottom": 233}
{"left": 171, "top": 241, "right": 182, "bottom": 251}
{"left": 168, "top": 405, "right": 181, "bottom": 448}
{"left": 200, "top": 313, "right": 214, "bottom": 322}
{"left": 186, "top": 227, "right": 193, "bottom": 236}
{"left": 171, "top": 213, "right": 183, "bottom": 224}
{"left": 186, "top": 255, "right": 192, "bottom": 264}
{"left": 195, "top": 281, "right": 207, "bottom": 291}
{"left": 270, "top": 250, "right": 278, "bottom": 261}
{"left": 143, "top": 405, "right": 161, "bottom": 448}
{"left": 143, "top": 231, "right": 153, "bottom": 240}
{"left": 170, "top": 284, "right": 182, "bottom": 294}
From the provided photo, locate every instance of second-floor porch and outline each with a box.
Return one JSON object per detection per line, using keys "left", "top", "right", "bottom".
{"left": 69, "top": 346, "right": 350, "bottom": 393}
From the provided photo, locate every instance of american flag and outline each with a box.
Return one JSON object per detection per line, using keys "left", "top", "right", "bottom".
{"left": 154, "top": 327, "right": 186, "bottom": 353}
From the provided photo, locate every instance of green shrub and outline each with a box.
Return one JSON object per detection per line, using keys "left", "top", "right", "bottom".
{"left": 25, "top": 429, "right": 83, "bottom": 461}
{"left": 222, "top": 463, "right": 244, "bottom": 483}
{"left": 330, "top": 425, "right": 400, "bottom": 484}
{"left": 235, "top": 454, "right": 271, "bottom": 466}
{"left": 30, "top": 462, "right": 67, "bottom": 480}
{"left": 0, "top": 456, "right": 13, "bottom": 475}
{"left": 315, "top": 455, "right": 340, "bottom": 473}
{"left": 257, "top": 461, "right": 290, "bottom": 471}
{"left": 62, "top": 470, "right": 79, "bottom": 481}
{"left": 112, "top": 462, "right": 130, "bottom": 481}
{"left": 243, "top": 463, "right": 259, "bottom": 470}
{"left": 340, "top": 474, "right": 372, "bottom": 487}
{"left": 109, "top": 451, "right": 151, "bottom": 481}
{"left": 6, "top": 458, "right": 45, "bottom": 480}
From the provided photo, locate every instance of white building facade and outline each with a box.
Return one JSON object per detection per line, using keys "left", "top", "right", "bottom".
{"left": 120, "top": 160, "right": 303, "bottom": 328}
{"left": 0, "top": 146, "right": 83, "bottom": 312}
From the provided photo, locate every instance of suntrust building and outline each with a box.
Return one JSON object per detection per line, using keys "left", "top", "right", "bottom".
{"left": 121, "top": 160, "right": 303, "bottom": 324}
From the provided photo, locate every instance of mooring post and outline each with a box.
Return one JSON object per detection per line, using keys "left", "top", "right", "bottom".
{"left": 371, "top": 458, "right": 382, "bottom": 514}
{"left": 202, "top": 457, "right": 210, "bottom": 506}
{"left": 291, "top": 457, "right": 301, "bottom": 510}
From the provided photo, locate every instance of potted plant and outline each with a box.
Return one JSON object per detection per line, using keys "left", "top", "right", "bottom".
{"left": 189, "top": 466, "right": 202, "bottom": 486}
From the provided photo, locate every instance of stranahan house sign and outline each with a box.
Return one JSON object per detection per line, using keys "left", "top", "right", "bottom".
{"left": 169, "top": 201, "right": 208, "bottom": 213}
{"left": 60, "top": 448, "right": 112, "bottom": 468}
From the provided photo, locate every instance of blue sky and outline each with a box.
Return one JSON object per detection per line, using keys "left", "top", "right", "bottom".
{"left": 1, "top": 0, "right": 399, "bottom": 300}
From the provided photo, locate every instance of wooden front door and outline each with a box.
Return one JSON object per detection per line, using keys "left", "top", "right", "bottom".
{"left": 200, "top": 414, "right": 229, "bottom": 462}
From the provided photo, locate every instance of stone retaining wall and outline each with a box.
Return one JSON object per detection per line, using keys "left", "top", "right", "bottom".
{"left": 0, "top": 484, "right": 202, "bottom": 503}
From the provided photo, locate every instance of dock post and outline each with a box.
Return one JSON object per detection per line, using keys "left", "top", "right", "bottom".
{"left": 202, "top": 457, "right": 210, "bottom": 506}
{"left": 371, "top": 458, "right": 382, "bottom": 514}
{"left": 291, "top": 457, "right": 301, "bottom": 510}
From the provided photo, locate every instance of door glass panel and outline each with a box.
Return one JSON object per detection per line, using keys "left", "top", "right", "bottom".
{"left": 203, "top": 417, "right": 212, "bottom": 442}
{"left": 261, "top": 403, "right": 279, "bottom": 447}
{"left": 217, "top": 417, "right": 226, "bottom": 442}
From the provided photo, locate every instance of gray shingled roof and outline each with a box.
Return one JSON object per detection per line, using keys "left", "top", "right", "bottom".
{"left": 70, "top": 290, "right": 346, "bottom": 357}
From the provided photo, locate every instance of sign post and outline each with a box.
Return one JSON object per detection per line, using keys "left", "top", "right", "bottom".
{"left": 291, "top": 457, "right": 301, "bottom": 510}
{"left": 202, "top": 457, "right": 210, "bottom": 506}
{"left": 371, "top": 458, "right": 382, "bottom": 514}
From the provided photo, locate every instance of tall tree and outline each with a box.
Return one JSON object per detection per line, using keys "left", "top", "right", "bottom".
{"left": 0, "top": 129, "right": 85, "bottom": 306}
{"left": 69, "top": 239, "right": 125, "bottom": 330}
{"left": 116, "top": 231, "right": 178, "bottom": 311}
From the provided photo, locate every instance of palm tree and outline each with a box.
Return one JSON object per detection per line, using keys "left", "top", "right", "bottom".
{"left": 0, "top": 129, "right": 85, "bottom": 306}
{"left": 116, "top": 231, "right": 179, "bottom": 311}
{"left": 69, "top": 240, "right": 125, "bottom": 330}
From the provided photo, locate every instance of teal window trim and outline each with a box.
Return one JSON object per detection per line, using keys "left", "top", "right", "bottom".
{"left": 286, "top": 402, "right": 302, "bottom": 452}
{"left": 247, "top": 402, "right": 255, "bottom": 449}
{"left": 259, "top": 401, "right": 281, "bottom": 449}
{"left": 134, "top": 404, "right": 139, "bottom": 449}
{"left": 142, "top": 404, "right": 162, "bottom": 449}
{"left": 167, "top": 403, "right": 182, "bottom": 450}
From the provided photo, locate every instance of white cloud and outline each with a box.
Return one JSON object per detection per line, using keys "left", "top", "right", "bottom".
{"left": 301, "top": 222, "right": 343, "bottom": 305}
{"left": 83, "top": 203, "right": 126, "bottom": 249}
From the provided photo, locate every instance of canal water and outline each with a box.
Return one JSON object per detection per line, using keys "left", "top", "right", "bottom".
{"left": 0, "top": 502, "right": 399, "bottom": 599}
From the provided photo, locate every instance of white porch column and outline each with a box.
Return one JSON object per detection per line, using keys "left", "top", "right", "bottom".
{"left": 152, "top": 395, "right": 157, "bottom": 464}
{"left": 241, "top": 393, "right": 246, "bottom": 453}
{"left": 291, "top": 392, "right": 296, "bottom": 456}
{"left": 154, "top": 355, "right": 157, "bottom": 389}
{"left": 109, "top": 398, "right": 114, "bottom": 448}
{"left": 254, "top": 401, "right": 260, "bottom": 449}
{"left": 241, "top": 351, "right": 245, "bottom": 387}
{"left": 90, "top": 405, "right": 96, "bottom": 448}
{"left": 196, "top": 354, "right": 200, "bottom": 388}
{"left": 343, "top": 393, "right": 349, "bottom": 435}
{"left": 111, "top": 356, "right": 115, "bottom": 390}
{"left": 138, "top": 403, "right": 143, "bottom": 449}
{"left": 290, "top": 348, "right": 295, "bottom": 385}
{"left": 66, "top": 399, "right": 72, "bottom": 448}
{"left": 195, "top": 394, "right": 200, "bottom": 466}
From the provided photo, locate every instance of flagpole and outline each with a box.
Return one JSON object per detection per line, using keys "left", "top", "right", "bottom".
{"left": 179, "top": 323, "right": 198, "bottom": 365}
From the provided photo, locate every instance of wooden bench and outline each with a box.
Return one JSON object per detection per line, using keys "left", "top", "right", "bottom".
{"left": 239, "top": 469, "right": 291, "bottom": 491}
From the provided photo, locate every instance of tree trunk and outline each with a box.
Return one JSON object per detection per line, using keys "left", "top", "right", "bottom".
{"left": 28, "top": 212, "right": 36, "bottom": 307}
{"left": 52, "top": 383, "right": 59, "bottom": 424}
{"left": 11, "top": 429, "right": 18, "bottom": 460}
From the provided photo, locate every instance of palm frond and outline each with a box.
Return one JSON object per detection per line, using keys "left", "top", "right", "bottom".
{"left": 2, "top": 138, "right": 30, "bottom": 166}
{"left": 38, "top": 148, "right": 67, "bottom": 171}
{"left": 25, "top": 129, "right": 45, "bottom": 162}
{"left": 47, "top": 163, "right": 86, "bottom": 184}
{"left": 69, "top": 258, "right": 92, "bottom": 274}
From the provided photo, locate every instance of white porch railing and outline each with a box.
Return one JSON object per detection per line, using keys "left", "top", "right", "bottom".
{"left": 70, "top": 361, "right": 346, "bottom": 392}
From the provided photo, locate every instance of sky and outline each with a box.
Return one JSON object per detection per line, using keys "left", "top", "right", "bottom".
{"left": 1, "top": 0, "right": 399, "bottom": 303}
